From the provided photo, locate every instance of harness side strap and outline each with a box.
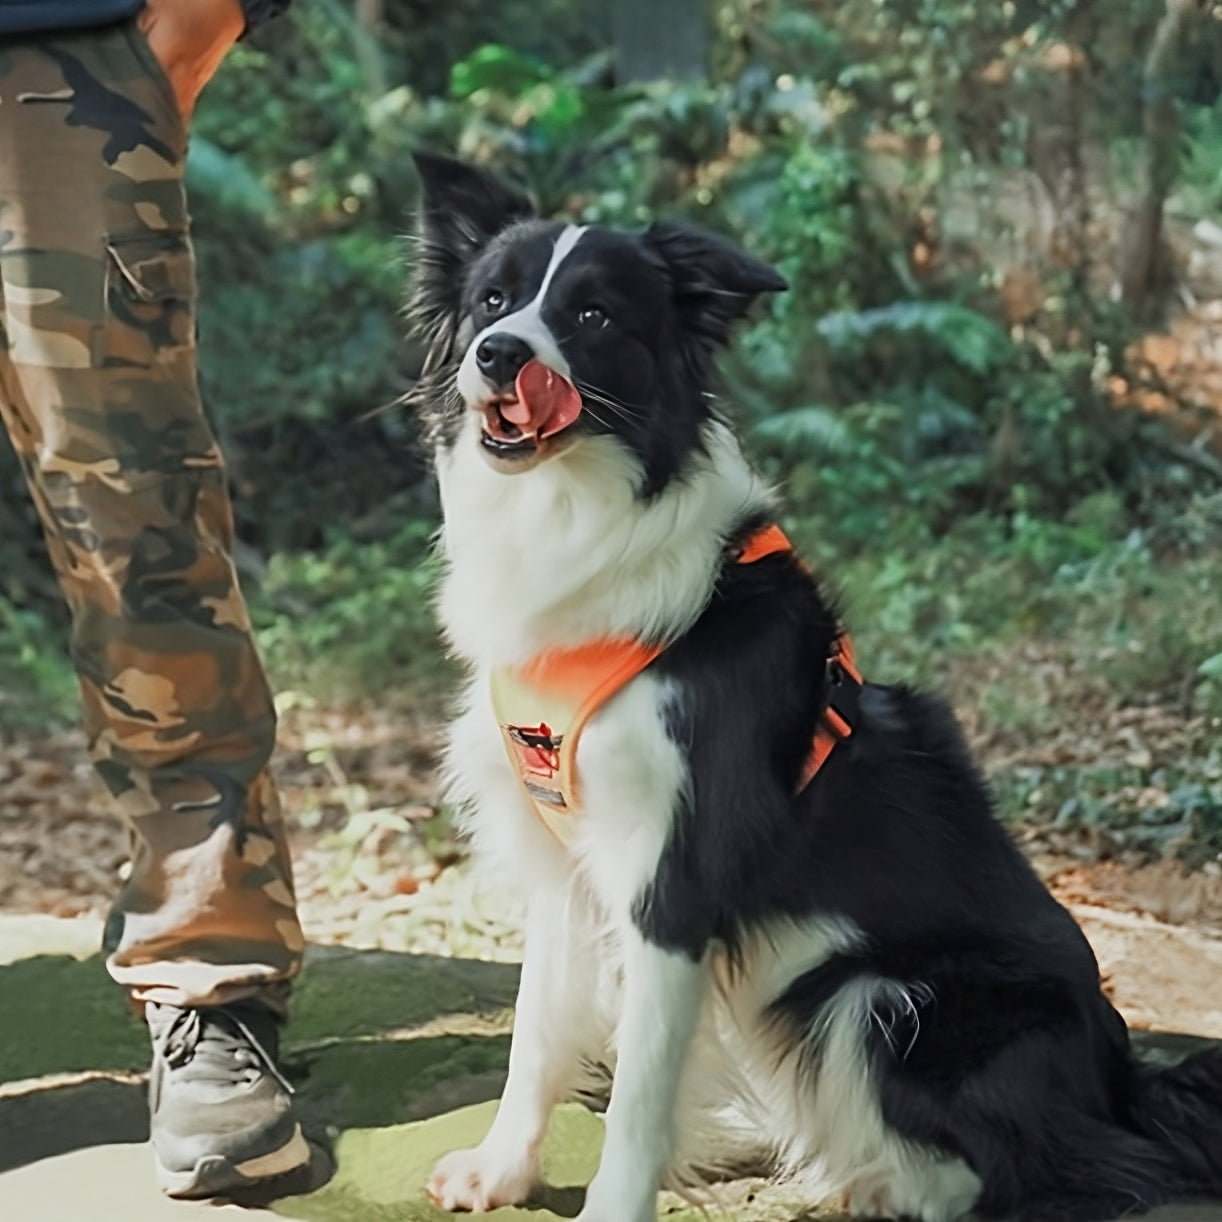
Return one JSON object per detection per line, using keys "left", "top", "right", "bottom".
{"left": 734, "top": 524, "right": 864, "bottom": 791}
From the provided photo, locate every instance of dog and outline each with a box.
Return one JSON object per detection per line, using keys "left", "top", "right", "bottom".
{"left": 407, "top": 151, "right": 1222, "bottom": 1222}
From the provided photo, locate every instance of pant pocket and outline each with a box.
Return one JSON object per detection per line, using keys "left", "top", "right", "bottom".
{"left": 104, "top": 231, "right": 197, "bottom": 367}
{"left": 121, "top": 19, "right": 185, "bottom": 137}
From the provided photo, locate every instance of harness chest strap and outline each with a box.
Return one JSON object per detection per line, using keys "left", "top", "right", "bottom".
{"left": 489, "top": 525, "right": 863, "bottom": 843}
{"left": 489, "top": 638, "right": 664, "bottom": 845}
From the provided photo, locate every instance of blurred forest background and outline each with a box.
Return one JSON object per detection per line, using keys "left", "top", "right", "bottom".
{"left": 4, "top": 0, "right": 1222, "bottom": 935}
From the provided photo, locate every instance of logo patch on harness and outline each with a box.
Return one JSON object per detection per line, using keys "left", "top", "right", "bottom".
{"left": 505, "top": 722, "right": 566, "bottom": 808}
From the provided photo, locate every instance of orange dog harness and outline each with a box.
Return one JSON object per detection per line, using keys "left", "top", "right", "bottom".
{"left": 490, "top": 525, "right": 863, "bottom": 844}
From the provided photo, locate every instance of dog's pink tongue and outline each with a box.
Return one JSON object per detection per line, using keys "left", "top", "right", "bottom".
{"left": 505, "top": 360, "right": 582, "bottom": 438}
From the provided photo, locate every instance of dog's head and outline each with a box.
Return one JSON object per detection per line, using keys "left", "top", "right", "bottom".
{"left": 409, "top": 153, "right": 786, "bottom": 494}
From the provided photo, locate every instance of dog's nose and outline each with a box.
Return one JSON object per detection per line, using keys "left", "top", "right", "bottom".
{"left": 475, "top": 333, "right": 533, "bottom": 389}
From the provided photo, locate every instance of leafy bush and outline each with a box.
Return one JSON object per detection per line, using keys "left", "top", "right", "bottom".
{"left": 1179, "top": 96, "right": 1222, "bottom": 219}
{"left": 253, "top": 521, "right": 454, "bottom": 705}
{"left": 0, "top": 604, "right": 77, "bottom": 732}
{"left": 176, "top": 1, "right": 1218, "bottom": 569}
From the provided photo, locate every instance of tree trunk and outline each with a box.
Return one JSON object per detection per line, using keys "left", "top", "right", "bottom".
{"left": 354, "top": 0, "right": 384, "bottom": 30}
{"left": 1118, "top": 0, "right": 1206, "bottom": 314}
{"left": 1025, "top": 42, "right": 1091, "bottom": 288}
{"left": 614, "top": 0, "right": 710, "bottom": 84}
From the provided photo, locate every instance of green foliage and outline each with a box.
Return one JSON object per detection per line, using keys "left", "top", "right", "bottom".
{"left": 830, "top": 495, "right": 1222, "bottom": 697}
{"left": 450, "top": 45, "right": 587, "bottom": 141}
{"left": 174, "top": 0, "right": 1217, "bottom": 572}
{"left": 756, "top": 142, "right": 860, "bottom": 312}
{"left": 1002, "top": 768, "right": 1222, "bottom": 870}
{"left": 0, "top": 603, "right": 76, "bottom": 732}
{"left": 253, "top": 521, "right": 454, "bottom": 706}
{"left": 803, "top": 502, "right": 1222, "bottom": 870}
{"left": 1199, "top": 651, "right": 1222, "bottom": 706}
{"left": 196, "top": 228, "right": 403, "bottom": 432}
{"left": 734, "top": 297, "right": 1144, "bottom": 554}
{"left": 1179, "top": 96, "right": 1222, "bottom": 219}
{"left": 817, "top": 301, "right": 1010, "bottom": 375}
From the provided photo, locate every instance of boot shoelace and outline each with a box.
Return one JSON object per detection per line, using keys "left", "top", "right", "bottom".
{"left": 158, "top": 1005, "right": 294, "bottom": 1096}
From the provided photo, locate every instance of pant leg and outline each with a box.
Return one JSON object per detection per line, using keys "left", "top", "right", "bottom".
{"left": 0, "top": 21, "right": 303, "bottom": 1012}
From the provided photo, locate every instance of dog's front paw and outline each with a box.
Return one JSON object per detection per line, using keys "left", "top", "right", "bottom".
{"left": 427, "top": 1146, "right": 537, "bottom": 1212}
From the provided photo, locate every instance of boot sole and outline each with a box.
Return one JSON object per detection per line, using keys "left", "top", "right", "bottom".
{"left": 157, "top": 1123, "right": 311, "bottom": 1199}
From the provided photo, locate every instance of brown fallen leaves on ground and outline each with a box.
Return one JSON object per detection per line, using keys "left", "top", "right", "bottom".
{"left": 2, "top": 656, "right": 1219, "bottom": 947}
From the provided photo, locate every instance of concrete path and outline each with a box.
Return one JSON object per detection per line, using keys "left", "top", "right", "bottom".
{"left": 2, "top": 913, "right": 1221, "bottom": 1222}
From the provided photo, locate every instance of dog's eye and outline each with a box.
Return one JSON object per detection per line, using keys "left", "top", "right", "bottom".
{"left": 482, "top": 289, "right": 507, "bottom": 314}
{"left": 577, "top": 305, "right": 608, "bottom": 328}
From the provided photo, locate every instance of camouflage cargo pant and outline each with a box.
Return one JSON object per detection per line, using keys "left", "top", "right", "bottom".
{"left": 0, "top": 20, "right": 303, "bottom": 1012}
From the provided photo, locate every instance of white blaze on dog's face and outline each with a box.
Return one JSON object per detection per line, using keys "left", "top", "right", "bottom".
{"left": 454, "top": 222, "right": 592, "bottom": 472}
{"left": 409, "top": 153, "right": 787, "bottom": 495}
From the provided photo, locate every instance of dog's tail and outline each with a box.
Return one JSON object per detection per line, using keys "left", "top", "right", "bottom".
{"left": 1129, "top": 1043, "right": 1222, "bottom": 1195}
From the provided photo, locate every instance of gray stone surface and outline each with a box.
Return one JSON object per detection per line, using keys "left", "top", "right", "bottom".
{"left": 1, "top": 916, "right": 1221, "bottom": 1221}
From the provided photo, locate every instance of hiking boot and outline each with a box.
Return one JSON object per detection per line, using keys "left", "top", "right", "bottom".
{"left": 146, "top": 1000, "right": 310, "bottom": 1198}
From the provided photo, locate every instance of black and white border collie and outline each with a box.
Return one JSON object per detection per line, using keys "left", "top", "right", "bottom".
{"left": 408, "top": 152, "right": 1222, "bottom": 1222}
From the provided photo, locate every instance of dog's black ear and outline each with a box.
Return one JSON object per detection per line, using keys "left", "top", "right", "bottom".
{"left": 408, "top": 154, "right": 535, "bottom": 410}
{"left": 644, "top": 221, "right": 787, "bottom": 346}
{"left": 413, "top": 152, "right": 534, "bottom": 266}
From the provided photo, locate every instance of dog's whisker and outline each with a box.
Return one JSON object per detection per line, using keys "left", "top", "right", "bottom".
{"left": 579, "top": 398, "right": 628, "bottom": 427}
{"left": 575, "top": 380, "right": 642, "bottom": 410}
{"left": 580, "top": 405, "right": 618, "bottom": 433}
{"left": 575, "top": 383, "right": 646, "bottom": 423}
{"left": 582, "top": 400, "right": 633, "bottom": 432}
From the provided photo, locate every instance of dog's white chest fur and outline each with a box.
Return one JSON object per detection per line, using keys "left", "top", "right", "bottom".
{"left": 437, "top": 414, "right": 766, "bottom": 893}
{"left": 436, "top": 414, "right": 764, "bottom": 666}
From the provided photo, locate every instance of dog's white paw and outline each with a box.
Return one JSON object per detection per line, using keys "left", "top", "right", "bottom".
{"left": 427, "top": 1146, "right": 536, "bottom": 1211}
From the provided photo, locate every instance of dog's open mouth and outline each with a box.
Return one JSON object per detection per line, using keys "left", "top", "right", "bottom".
{"left": 480, "top": 359, "right": 582, "bottom": 459}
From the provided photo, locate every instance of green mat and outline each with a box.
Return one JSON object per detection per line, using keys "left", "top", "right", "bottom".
{"left": 275, "top": 1100, "right": 599, "bottom": 1221}
{"left": 271, "top": 1100, "right": 821, "bottom": 1221}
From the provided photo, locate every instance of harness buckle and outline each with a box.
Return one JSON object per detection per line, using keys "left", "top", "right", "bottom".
{"left": 825, "top": 654, "right": 862, "bottom": 740}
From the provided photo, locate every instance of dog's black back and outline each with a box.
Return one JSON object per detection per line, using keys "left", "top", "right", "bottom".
{"left": 645, "top": 521, "right": 1222, "bottom": 1221}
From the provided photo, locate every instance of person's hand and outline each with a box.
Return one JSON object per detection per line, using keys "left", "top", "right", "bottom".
{"left": 137, "top": 0, "right": 245, "bottom": 122}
